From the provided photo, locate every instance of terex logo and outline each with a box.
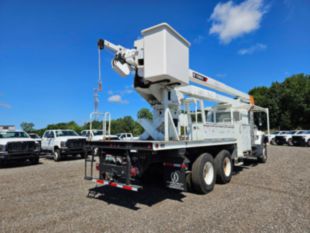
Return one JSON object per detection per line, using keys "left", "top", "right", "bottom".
{"left": 193, "top": 72, "right": 208, "bottom": 82}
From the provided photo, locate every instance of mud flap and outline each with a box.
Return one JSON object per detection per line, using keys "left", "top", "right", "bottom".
{"left": 164, "top": 167, "right": 187, "bottom": 191}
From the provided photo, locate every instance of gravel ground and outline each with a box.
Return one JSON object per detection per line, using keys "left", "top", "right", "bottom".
{"left": 0, "top": 146, "right": 309, "bottom": 233}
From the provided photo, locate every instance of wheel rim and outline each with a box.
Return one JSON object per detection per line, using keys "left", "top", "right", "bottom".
{"left": 54, "top": 151, "right": 59, "bottom": 160}
{"left": 223, "top": 157, "right": 232, "bottom": 177}
{"left": 203, "top": 162, "right": 214, "bottom": 185}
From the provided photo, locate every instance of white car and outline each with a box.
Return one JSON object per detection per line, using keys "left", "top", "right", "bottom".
{"left": 41, "top": 129, "right": 86, "bottom": 161}
{"left": 274, "top": 130, "right": 301, "bottom": 146}
{"left": 80, "top": 130, "right": 119, "bottom": 141}
{"left": 0, "top": 130, "right": 40, "bottom": 164}
{"left": 292, "top": 130, "right": 310, "bottom": 147}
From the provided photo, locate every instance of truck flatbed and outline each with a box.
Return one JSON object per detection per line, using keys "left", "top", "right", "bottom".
{"left": 86, "top": 138, "right": 237, "bottom": 151}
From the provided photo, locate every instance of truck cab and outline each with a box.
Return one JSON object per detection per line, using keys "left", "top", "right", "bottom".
{"left": 0, "top": 130, "right": 40, "bottom": 165}
{"left": 41, "top": 129, "right": 86, "bottom": 161}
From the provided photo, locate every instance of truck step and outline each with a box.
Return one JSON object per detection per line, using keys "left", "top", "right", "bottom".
{"left": 234, "top": 161, "right": 244, "bottom": 166}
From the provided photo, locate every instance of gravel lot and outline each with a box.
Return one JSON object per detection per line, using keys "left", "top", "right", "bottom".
{"left": 0, "top": 146, "right": 309, "bottom": 233}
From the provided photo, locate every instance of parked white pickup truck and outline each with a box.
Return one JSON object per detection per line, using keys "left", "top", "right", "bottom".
{"left": 116, "top": 133, "right": 139, "bottom": 140}
{"left": 80, "top": 130, "right": 119, "bottom": 141}
{"left": 267, "top": 131, "right": 282, "bottom": 145}
{"left": 41, "top": 129, "right": 86, "bottom": 161}
{"left": 274, "top": 130, "right": 302, "bottom": 146}
{"left": 292, "top": 130, "right": 310, "bottom": 146}
{"left": 0, "top": 130, "right": 40, "bottom": 165}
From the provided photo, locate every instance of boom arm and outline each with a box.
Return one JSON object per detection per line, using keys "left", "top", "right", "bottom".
{"left": 189, "top": 69, "right": 250, "bottom": 103}
{"left": 98, "top": 39, "right": 137, "bottom": 77}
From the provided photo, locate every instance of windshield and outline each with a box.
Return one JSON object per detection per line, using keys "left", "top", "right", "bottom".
{"left": 298, "top": 130, "right": 310, "bottom": 134}
{"left": 93, "top": 130, "right": 103, "bottom": 136}
{"left": 0, "top": 131, "right": 30, "bottom": 138}
{"left": 288, "top": 131, "right": 296, "bottom": 134}
{"left": 55, "top": 130, "right": 78, "bottom": 137}
{"left": 30, "top": 134, "right": 40, "bottom": 139}
{"left": 272, "top": 131, "right": 279, "bottom": 135}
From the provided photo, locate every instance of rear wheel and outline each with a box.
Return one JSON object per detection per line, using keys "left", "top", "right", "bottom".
{"left": 307, "top": 140, "right": 310, "bottom": 147}
{"left": 258, "top": 144, "right": 267, "bottom": 163}
{"left": 214, "top": 150, "right": 232, "bottom": 184}
{"left": 191, "top": 153, "right": 215, "bottom": 194}
{"left": 53, "top": 148, "right": 62, "bottom": 161}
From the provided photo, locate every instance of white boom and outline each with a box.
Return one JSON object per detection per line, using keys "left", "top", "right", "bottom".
{"left": 97, "top": 23, "right": 270, "bottom": 156}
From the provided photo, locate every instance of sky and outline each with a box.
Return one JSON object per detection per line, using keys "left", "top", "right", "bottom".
{"left": 0, "top": 0, "right": 309, "bottom": 129}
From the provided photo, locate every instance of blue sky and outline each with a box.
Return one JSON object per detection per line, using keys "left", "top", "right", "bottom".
{"left": 0, "top": 0, "right": 309, "bottom": 129}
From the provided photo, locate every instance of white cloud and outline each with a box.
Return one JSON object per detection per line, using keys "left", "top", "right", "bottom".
{"left": 238, "top": 43, "right": 267, "bottom": 55}
{"left": 108, "top": 95, "right": 128, "bottom": 104}
{"left": 108, "top": 86, "right": 134, "bottom": 96}
{"left": 0, "top": 103, "right": 11, "bottom": 109}
{"left": 209, "top": 0, "right": 266, "bottom": 44}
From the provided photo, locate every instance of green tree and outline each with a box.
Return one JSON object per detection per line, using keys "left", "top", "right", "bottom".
{"left": 46, "top": 121, "right": 82, "bottom": 133}
{"left": 20, "top": 122, "right": 35, "bottom": 132}
{"left": 137, "top": 108, "right": 153, "bottom": 120}
{"left": 249, "top": 73, "right": 310, "bottom": 130}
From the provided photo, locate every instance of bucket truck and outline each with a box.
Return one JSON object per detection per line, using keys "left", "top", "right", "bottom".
{"left": 84, "top": 23, "right": 270, "bottom": 194}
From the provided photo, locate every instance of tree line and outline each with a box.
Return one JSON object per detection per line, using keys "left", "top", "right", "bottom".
{"left": 249, "top": 73, "right": 310, "bottom": 130}
{"left": 21, "top": 74, "right": 310, "bottom": 135}
{"left": 21, "top": 108, "right": 153, "bottom": 136}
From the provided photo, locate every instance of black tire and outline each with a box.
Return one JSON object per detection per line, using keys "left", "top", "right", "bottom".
{"left": 53, "top": 148, "right": 62, "bottom": 161}
{"left": 30, "top": 156, "right": 39, "bottom": 165}
{"left": 258, "top": 144, "right": 267, "bottom": 163}
{"left": 214, "top": 150, "right": 233, "bottom": 184}
{"left": 191, "top": 153, "right": 215, "bottom": 194}
{"left": 307, "top": 140, "right": 310, "bottom": 147}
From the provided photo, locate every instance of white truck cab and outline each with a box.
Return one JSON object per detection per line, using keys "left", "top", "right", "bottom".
{"left": 41, "top": 129, "right": 86, "bottom": 161}
{"left": 0, "top": 130, "right": 40, "bottom": 164}
{"left": 80, "top": 130, "right": 119, "bottom": 141}
{"left": 292, "top": 130, "right": 310, "bottom": 146}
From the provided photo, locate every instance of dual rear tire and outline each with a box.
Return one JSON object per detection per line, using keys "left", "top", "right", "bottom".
{"left": 191, "top": 150, "right": 233, "bottom": 194}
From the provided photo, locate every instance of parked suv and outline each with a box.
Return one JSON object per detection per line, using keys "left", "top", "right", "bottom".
{"left": 41, "top": 129, "right": 86, "bottom": 161}
{"left": 292, "top": 130, "right": 310, "bottom": 146}
{"left": 0, "top": 130, "right": 40, "bottom": 165}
